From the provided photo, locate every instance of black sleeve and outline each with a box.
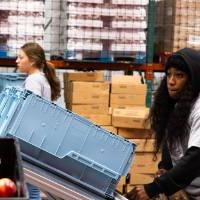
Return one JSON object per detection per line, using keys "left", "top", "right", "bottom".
{"left": 144, "top": 146, "right": 200, "bottom": 198}
{"left": 158, "top": 142, "right": 173, "bottom": 170}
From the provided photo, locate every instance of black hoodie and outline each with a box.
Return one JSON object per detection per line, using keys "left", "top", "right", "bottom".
{"left": 144, "top": 48, "right": 200, "bottom": 198}
{"left": 169, "top": 48, "right": 200, "bottom": 96}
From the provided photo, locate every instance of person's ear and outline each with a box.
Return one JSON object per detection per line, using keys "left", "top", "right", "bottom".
{"left": 30, "top": 62, "right": 35, "bottom": 67}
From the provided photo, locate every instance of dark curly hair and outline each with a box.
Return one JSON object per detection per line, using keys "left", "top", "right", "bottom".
{"left": 149, "top": 56, "right": 197, "bottom": 153}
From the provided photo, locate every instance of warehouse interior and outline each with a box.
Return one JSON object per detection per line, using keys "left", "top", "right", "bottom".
{"left": 0, "top": 0, "right": 199, "bottom": 199}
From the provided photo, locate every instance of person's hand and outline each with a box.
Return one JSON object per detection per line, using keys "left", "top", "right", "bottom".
{"left": 169, "top": 190, "right": 189, "bottom": 200}
{"left": 125, "top": 185, "right": 150, "bottom": 200}
{"left": 155, "top": 168, "right": 167, "bottom": 178}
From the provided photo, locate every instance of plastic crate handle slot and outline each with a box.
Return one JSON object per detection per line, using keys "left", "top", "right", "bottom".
{"left": 69, "top": 151, "right": 119, "bottom": 179}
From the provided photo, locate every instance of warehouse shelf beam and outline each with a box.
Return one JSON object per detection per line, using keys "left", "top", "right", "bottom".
{"left": 0, "top": 58, "right": 164, "bottom": 72}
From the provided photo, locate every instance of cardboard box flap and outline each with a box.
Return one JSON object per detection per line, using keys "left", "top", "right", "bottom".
{"left": 111, "top": 75, "right": 142, "bottom": 84}
{"left": 63, "top": 71, "right": 104, "bottom": 82}
{"left": 112, "top": 107, "right": 149, "bottom": 119}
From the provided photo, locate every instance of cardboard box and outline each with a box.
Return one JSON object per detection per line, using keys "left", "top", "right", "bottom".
{"left": 131, "top": 152, "right": 161, "bottom": 174}
{"left": 67, "top": 104, "right": 109, "bottom": 114}
{"left": 156, "top": 0, "right": 200, "bottom": 53}
{"left": 67, "top": 81, "right": 110, "bottom": 94}
{"left": 126, "top": 185, "right": 134, "bottom": 193}
{"left": 66, "top": 81, "right": 110, "bottom": 104}
{"left": 116, "top": 176, "right": 126, "bottom": 193}
{"left": 164, "top": 25, "right": 200, "bottom": 41}
{"left": 111, "top": 84, "right": 147, "bottom": 95}
{"left": 63, "top": 71, "right": 104, "bottom": 82}
{"left": 165, "top": 0, "right": 200, "bottom": 10}
{"left": 112, "top": 75, "right": 141, "bottom": 84}
{"left": 67, "top": 92, "right": 109, "bottom": 104}
{"left": 101, "top": 126, "right": 118, "bottom": 134}
{"left": 111, "top": 75, "right": 147, "bottom": 95}
{"left": 112, "top": 108, "right": 150, "bottom": 129}
{"left": 110, "top": 94, "right": 146, "bottom": 106}
{"left": 118, "top": 128, "right": 154, "bottom": 139}
{"left": 128, "top": 173, "right": 155, "bottom": 185}
{"left": 81, "top": 114, "right": 111, "bottom": 126}
{"left": 129, "top": 139, "right": 155, "bottom": 152}
{"left": 164, "top": 0, "right": 200, "bottom": 25}
{"left": 110, "top": 105, "right": 140, "bottom": 110}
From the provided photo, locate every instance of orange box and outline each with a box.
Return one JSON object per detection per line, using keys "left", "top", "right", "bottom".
{"left": 116, "top": 176, "right": 126, "bottom": 193}
{"left": 118, "top": 128, "right": 154, "bottom": 139}
{"left": 129, "top": 173, "right": 155, "bottom": 185}
{"left": 66, "top": 81, "right": 110, "bottom": 104}
{"left": 67, "top": 81, "right": 110, "bottom": 92}
{"left": 63, "top": 71, "right": 104, "bottom": 82}
{"left": 110, "top": 94, "right": 146, "bottom": 106}
{"left": 101, "top": 126, "right": 118, "bottom": 134}
{"left": 126, "top": 185, "right": 135, "bottom": 193}
{"left": 67, "top": 92, "right": 109, "bottom": 104}
{"left": 67, "top": 104, "right": 109, "bottom": 115}
{"left": 131, "top": 152, "right": 161, "bottom": 174}
{"left": 110, "top": 105, "right": 140, "bottom": 110}
{"left": 112, "top": 75, "right": 141, "bottom": 84}
{"left": 112, "top": 108, "right": 150, "bottom": 129}
{"left": 81, "top": 114, "right": 111, "bottom": 126}
{"left": 156, "top": 0, "right": 200, "bottom": 53}
{"left": 129, "top": 139, "right": 155, "bottom": 152}
{"left": 111, "top": 76, "right": 147, "bottom": 95}
{"left": 111, "top": 83, "right": 146, "bottom": 95}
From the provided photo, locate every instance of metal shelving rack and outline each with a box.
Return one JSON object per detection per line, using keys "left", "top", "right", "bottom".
{"left": 145, "top": 0, "right": 156, "bottom": 107}
{"left": 0, "top": 57, "right": 164, "bottom": 71}
{"left": 0, "top": 0, "right": 160, "bottom": 108}
{"left": 0, "top": 0, "right": 160, "bottom": 73}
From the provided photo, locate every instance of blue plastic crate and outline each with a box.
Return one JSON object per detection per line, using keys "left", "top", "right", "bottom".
{"left": 1, "top": 87, "right": 135, "bottom": 199}
{"left": 0, "top": 73, "right": 27, "bottom": 92}
{"left": 0, "top": 50, "right": 7, "bottom": 58}
{"left": 0, "top": 45, "right": 8, "bottom": 58}
{"left": 0, "top": 87, "right": 30, "bottom": 136}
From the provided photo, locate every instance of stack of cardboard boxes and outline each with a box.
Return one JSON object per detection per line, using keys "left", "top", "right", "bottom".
{"left": 0, "top": 0, "right": 44, "bottom": 57}
{"left": 111, "top": 75, "right": 148, "bottom": 130}
{"left": 109, "top": 75, "right": 160, "bottom": 191}
{"left": 63, "top": 72, "right": 161, "bottom": 193}
{"left": 60, "top": 0, "right": 148, "bottom": 61}
{"left": 156, "top": 0, "right": 200, "bottom": 53}
{"left": 63, "top": 71, "right": 117, "bottom": 133}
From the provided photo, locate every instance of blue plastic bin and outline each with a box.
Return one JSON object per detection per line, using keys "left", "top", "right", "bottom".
{"left": 0, "top": 73, "right": 27, "bottom": 92}
{"left": 0, "top": 87, "right": 135, "bottom": 199}
{"left": 0, "top": 87, "right": 29, "bottom": 136}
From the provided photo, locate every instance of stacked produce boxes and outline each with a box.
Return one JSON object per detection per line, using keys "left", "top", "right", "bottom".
{"left": 0, "top": 0, "right": 44, "bottom": 57}
{"left": 63, "top": 72, "right": 161, "bottom": 192}
{"left": 60, "top": 0, "right": 148, "bottom": 63}
{"left": 63, "top": 71, "right": 116, "bottom": 131}
{"left": 156, "top": 0, "right": 200, "bottom": 53}
{"left": 109, "top": 75, "right": 160, "bottom": 187}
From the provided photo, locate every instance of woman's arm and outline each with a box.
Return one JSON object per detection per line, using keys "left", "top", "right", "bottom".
{"left": 126, "top": 146, "right": 200, "bottom": 199}
{"left": 145, "top": 146, "right": 200, "bottom": 197}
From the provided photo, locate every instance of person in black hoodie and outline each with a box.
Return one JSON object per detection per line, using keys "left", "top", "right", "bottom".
{"left": 126, "top": 48, "right": 200, "bottom": 200}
